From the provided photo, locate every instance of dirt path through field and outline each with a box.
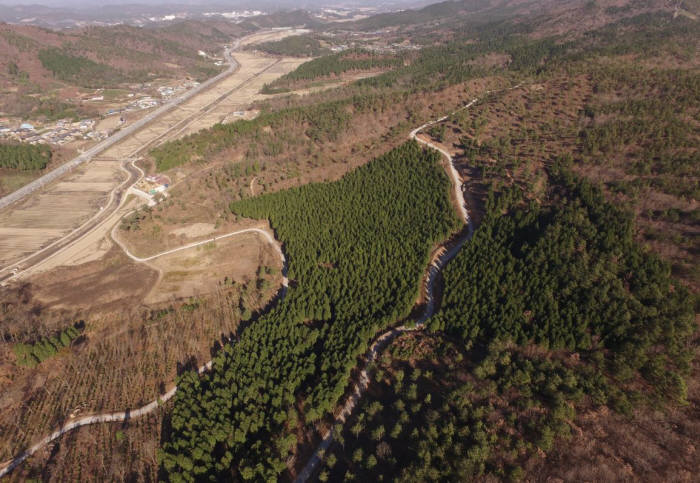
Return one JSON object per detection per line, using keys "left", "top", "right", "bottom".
{"left": 0, "top": 31, "right": 305, "bottom": 281}
{"left": 0, "top": 81, "right": 522, "bottom": 480}
{"left": 0, "top": 226, "right": 289, "bottom": 479}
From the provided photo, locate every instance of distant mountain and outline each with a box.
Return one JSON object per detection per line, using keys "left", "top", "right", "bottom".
{"left": 345, "top": 0, "right": 695, "bottom": 35}
{"left": 0, "top": 1, "right": 421, "bottom": 28}
{"left": 0, "top": 19, "right": 252, "bottom": 118}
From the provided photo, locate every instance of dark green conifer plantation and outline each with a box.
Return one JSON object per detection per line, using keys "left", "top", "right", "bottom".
{"left": 433, "top": 168, "right": 695, "bottom": 407}
{"left": 0, "top": 143, "right": 51, "bottom": 170}
{"left": 160, "top": 141, "right": 460, "bottom": 480}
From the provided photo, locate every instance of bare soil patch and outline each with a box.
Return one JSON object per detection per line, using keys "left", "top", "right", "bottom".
{"left": 146, "top": 230, "right": 283, "bottom": 304}
{"left": 29, "top": 246, "right": 157, "bottom": 313}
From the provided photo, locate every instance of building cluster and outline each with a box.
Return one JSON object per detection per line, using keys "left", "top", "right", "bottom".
{"left": 0, "top": 75, "right": 202, "bottom": 148}
{"left": 102, "top": 80, "right": 200, "bottom": 118}
{"left": 313, "top": 7, "right": 378, "bottom": 22}
{"left": 0, "top": 119, "right": 108, "bottom": 145}
{"left": 365, "top": 42, "right": 421, "bottom": 54}
{"left": 324, "top": 29, "right": 422, "bottom": 54}
{"left": 143, "top": 175, "right": 170, "bottom": 195}
{"left": 201, "top": 10, "right": 262, "bottom": 21}
{"left": 155, "top": 80, "right": 199, "bottom": 101}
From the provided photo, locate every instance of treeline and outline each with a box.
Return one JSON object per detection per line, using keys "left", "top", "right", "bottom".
{"left": 266, "top": 49, "right": 403, "bottom": 89}
{"left": 363, "top": 11, "right": 697, "bottom": 92}
{"left": 0, "top": 142, "right": 51, "bottom": 170}
{"left": 13, "top": 322, "right": 84, "bottom": 368}
{"left": 38, "top": 48, "right": 129, "bottom": 87}
{"left": 352, "top": 0, "right": 493, "bottom": 31}
{"left": 159, "top": 141, "right": 459, "bottom": 480}
{"left": 150, "top": 96, "right": 359, "bottom": 171}
{"left": 151, "top": 14, "right": 692, "bottom": 173}
{"left": 433, "top": 169, "right": 695, "bottom": 407}
{"left": 150, "top": 27, "right": 565, "bottom": 170}
{"left": 580, "top": 66, "right": 699, "bottom": 184}
{"left": 320, "top": 169, "right": 695, "bottom": 479}
{"left": 119, "top": 205, "right": 152, "bottom": 231}
{"left": 252, "top": 34, "right": 330, "bottom": 57}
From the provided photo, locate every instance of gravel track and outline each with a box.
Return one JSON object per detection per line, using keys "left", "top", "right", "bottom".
{"left": 293, "top": 99, "right": 479, "bottom": 483}
{"left": 0, "top": 84, "right": 522, "bottom": 479}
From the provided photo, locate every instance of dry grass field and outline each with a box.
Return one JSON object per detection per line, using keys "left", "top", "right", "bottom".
{"left": 0, "top": 237, "right": 282, "bottom": 470}
{"left": 142, "top": 228, "right": 282, "bottom": 304}
{"left": 0, "top": 158, "right": 124, "bottom": 267}
{"left": 177, "top": 53, "right": 309, "bottom": 138}
{"left": 0, "top": 146, "right": 78, "bottom": 198}
{"left": 238, "top": 28, "right": 311, "bottom": 47}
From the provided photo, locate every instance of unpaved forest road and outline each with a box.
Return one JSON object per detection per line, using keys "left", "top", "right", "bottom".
{"left": 295, "top": 85, "right": 523, "bottom": 481}
{"left": 293, "top": 98, "right": 482, "bottom": 483}
{"left": 112, "top": 226, "right": 282, "bottom": 263}
{"left": 0, "top": 227, "right": 288, "bottom": 478}
{"left": 0, "top": 86, "right": 518, "bottom": 479}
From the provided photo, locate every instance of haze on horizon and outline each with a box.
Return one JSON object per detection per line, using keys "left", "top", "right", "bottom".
{"left": 0, "top": 0, "right": 420, "bottom": 6}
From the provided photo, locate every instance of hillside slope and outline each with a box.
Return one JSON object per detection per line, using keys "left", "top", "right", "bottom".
{"left": 0, "top": 20, "right": 249, "bottom": 118}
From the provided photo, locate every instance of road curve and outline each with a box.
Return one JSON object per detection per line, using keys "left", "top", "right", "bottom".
{"left": 111, "top": 225, "right": 286, "bottom": 265}
{"left": 0, "top": 359, "right": 212, "bottom": 479}
{"left": 0, "top": 159, "right": 145, "bottom": 285}
{"left": 0, "top": 83, "right": 520, "bottom": 479}
{"left": 0, "top": 41, "right": 240, "bottom": 212}
{"left": 295, "top": 84, "right": 523, "bottom": 481}
{"left": 0, "top": 226, "right": 288, "bottom": 479}
{"left": 293, "top": 98, "right": 482, "bottom": 483}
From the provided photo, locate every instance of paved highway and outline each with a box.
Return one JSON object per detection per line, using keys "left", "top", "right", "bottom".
{"left": 0, "top": 159, "right": 143, "bottom": 284}
{"left": 0, "top": 40, "right": 240, "bottom": 212}
{"left": 0, "top": 40, "right": 250, "bottom": 284}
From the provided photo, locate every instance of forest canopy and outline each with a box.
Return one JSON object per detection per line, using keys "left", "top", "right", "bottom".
{"left": 0, "top": 142, "right": 52, "bottom": 170}
{"left": 433, "top": 169, "right": 696, "bottom": 407}
{"left": 159, "top": 141, "right": 460, "bottom": 481}
{"left": 320, "top": 169, "right": 697, "bottom": 481}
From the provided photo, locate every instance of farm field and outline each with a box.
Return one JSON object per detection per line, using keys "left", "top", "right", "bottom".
{"left": 175, "top": 52, "right": 309, "bottom": 138}
{"left": 0, "top": 32, "right": 305, "bottom": 277}
{"left": 0, "top": 158, "right": 124, "bottom": 267}
{"left": 145, "top": 231, "right": 282, "bottom": 303}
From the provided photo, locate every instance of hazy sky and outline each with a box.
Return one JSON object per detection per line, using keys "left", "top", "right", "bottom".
{"left": 0, "top": 0, "right": 414, "bottom": 5}
{"left": 0, "top": 1, "right": 245, "bottom": 5}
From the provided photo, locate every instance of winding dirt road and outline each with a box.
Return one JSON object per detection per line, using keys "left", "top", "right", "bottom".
{"left": 0, "top": 226, "right": 288, "bottom": 479}
{"left": 111, "top": 225, "right": 284, "bottom": 264}
{"left": 0, "top": 85, "right": 520, "bottom": 479}
{"left": 293, "top": 98, "right": 480, "bottom": 483}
